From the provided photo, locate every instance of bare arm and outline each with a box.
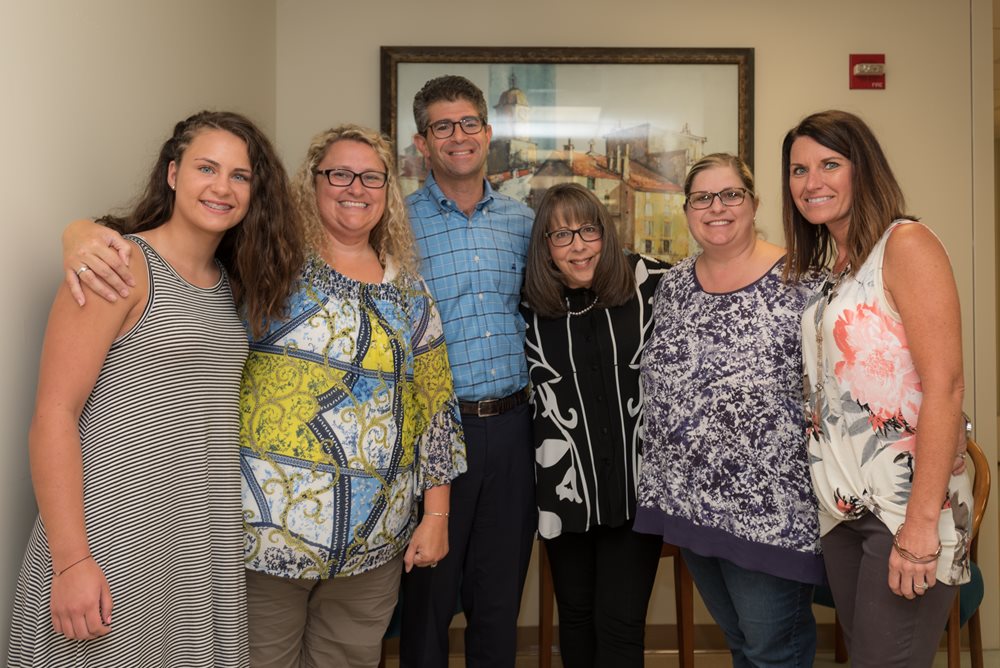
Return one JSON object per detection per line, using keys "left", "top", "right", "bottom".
{"left": 62, "top": 219, "right": 135, "bottom": 306}
{"left": 403, "top": 484, "right": 451, "bottom": 572}
{"left": 32, "top": 259, "right": 144, "bottom": 638}
{"left": 882, "top": 223, "right": 963, "bottom": 598}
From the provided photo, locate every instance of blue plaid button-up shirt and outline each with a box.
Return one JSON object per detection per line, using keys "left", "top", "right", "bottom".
{"left": 407, "top": 172, "right": 533, "bottom": 401}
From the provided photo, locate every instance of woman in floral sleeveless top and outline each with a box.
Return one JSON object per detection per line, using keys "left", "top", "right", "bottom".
{"left": 782, "top": 110, "right": 972, "bottom": 667}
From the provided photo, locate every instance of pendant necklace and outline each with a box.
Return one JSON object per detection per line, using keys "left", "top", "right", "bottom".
{"left": 812, "top": 263, "right": 852, "bottom": 414}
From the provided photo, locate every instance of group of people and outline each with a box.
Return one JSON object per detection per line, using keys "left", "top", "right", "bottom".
{"left": 6, "top": 68, "right": 973, "bottom": 668}
{"left": 522, "top": 112, "right": 971, "bottom": 668}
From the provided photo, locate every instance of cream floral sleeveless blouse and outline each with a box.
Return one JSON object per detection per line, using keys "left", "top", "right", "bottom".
{"left": 802, "top": 220, "right": 972, "bottom": 585}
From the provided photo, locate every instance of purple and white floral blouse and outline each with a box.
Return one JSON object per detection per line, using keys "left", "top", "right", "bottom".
{"left": 635, "top": 255, "right": 825, "bottom": 585}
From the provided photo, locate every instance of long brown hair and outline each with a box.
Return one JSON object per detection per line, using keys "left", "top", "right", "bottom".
{"left": 781, "top": 110, "right": 910, "bottom": 280}
{"left": 523, "top": 182, "right": 634, "bottom": 318}
{"left": 101, "top": 110, "right": 303, "bottom": 336}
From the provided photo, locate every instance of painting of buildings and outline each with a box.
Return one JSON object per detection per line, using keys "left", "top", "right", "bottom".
{"left": 394, "top": 60, "right": 743, "bottom": 264}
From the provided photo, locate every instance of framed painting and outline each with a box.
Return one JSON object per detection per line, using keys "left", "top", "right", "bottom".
{"left": 381, "top": 46, "right": 753, "bottom": 262}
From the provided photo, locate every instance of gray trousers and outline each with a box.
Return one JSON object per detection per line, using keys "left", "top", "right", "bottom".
{"left": 822, "top": 513, "right": 956, "bottom": 668}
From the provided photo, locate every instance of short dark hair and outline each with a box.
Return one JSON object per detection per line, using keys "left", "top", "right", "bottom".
{"left": 781, "top": 109, "right": 909, "bottom": 281}
{"left": 412, "top": 75, "right": 489, "bottom": 134}
{"left": 522, "top": 182, "right": 635, "bottom": 318}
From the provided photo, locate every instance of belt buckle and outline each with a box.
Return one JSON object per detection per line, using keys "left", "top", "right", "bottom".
{"left": 477, "top": 399, "right": 500, "bottom": 418}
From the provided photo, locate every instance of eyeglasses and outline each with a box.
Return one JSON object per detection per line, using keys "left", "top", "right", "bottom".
{"left": 546, "top": 224, "right": 604, "bottom": 247}
{"left": 314, "top": 168, "right": 388, "bottom": 189}
{"left": 686, "top": 188, "right": 750, "bottom": 209}
{"left": 425, "top": 116, "right": 484, "bottom": 139}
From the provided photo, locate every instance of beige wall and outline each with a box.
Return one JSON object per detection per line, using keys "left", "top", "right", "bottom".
{"left": 2, "top": 0, "right": 996, "bottom": 653}
{"left": 0, "top": 0, "right": 277, "bottom": 652}
{"left": 276, "top": 0, "right": 998, "bottom": 643}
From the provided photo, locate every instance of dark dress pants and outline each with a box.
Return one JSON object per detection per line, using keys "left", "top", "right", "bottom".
{"left": 400, "top": 404, "right": 536, "bottom": 668}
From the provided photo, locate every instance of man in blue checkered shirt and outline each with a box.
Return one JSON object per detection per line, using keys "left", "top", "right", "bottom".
{"left": 400, "top": 75, "right": 536, "bottom": 668}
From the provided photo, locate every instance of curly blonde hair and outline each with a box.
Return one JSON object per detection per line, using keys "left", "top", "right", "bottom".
{"left": 291, "top": 124, "right": 417, "bottom": 277}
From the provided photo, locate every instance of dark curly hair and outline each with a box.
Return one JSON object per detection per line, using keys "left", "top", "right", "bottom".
{"left": 100, "top": 110, "right": 303, "bottom": 336}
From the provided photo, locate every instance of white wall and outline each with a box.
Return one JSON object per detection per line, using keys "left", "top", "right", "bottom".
{"left": 1, "top": 0, "right": 995, "bottom": 652}
{"left": 0, "top": 0, "right": 277, "bottom": 651}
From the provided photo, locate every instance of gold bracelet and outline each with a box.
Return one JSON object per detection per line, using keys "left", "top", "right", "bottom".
{"left": 893, "top": 524, "right": 941, "bottom": 564}
{"left": 53, "top": 554, "right": 92, "bottom": 577}
{"left": 423, "top": 511, "right": 449, "bottom": 518}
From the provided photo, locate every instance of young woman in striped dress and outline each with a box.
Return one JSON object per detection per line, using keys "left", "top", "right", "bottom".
{"left": 8, "top": 111, "right": 302, "bottom": 667}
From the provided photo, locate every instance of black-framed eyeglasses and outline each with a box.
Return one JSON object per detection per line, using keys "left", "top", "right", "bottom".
{"left": 314, "top": 168, "right": 388, "bottom": 189}
{"left": 686, "top": 188, "right": 750, "bottom": 209}
{"left": 546, "top": 224, "right": 604, "bottom": 247}
{"left": 424, "top": 116, "right": 484, "bottom": 139}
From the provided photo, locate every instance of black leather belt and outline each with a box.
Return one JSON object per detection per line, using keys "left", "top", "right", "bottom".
{"left": 459, "top": 387, "right": 530, "bottom": 418}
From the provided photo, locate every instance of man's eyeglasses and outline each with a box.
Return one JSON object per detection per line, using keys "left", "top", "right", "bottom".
{"left": 425, "top": 116, "right": 484, "bottom": 139}
{"left": 546, "top": 224, "right": 604, "bottom": 247}
{"left": 686, "top": 188, "right": 750, "bottom": 210}
{"left": 315, "top": 168, "right": 388, "bottom": 189}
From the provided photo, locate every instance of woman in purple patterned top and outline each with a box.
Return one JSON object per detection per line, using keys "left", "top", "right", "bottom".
{"left": 635, "top": 154, "right": 822, "bottom": 668}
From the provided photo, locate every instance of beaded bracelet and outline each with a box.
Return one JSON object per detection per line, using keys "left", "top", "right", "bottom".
{"left": 893, "top": 524, "right": 942, "bottom": 564}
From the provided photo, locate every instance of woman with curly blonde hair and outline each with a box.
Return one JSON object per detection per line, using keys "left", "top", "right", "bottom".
{"left": 293, "top": 124, "right": 419, "bottom": 277}
{"left": 240, "top": 124, "right": 467, "bottom": 667}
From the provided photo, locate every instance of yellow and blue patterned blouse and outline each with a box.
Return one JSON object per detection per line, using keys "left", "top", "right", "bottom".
{"left": 240, "top": 256, "right": 467, "bottom": 579}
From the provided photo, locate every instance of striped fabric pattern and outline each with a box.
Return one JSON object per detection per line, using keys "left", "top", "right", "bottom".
{"left": 8, "top": 235, "right": 250, "bottom": 667}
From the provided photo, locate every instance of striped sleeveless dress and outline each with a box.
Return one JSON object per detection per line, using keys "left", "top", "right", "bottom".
{"left": 8, "top": 235, "right": 250, "bottom": 667}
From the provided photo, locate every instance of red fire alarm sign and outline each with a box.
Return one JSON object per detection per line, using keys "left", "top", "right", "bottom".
{"left": 850, "top": 54, "right": 885, "bottom": 90}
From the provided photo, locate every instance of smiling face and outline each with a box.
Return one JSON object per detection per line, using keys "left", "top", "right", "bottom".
{"left": 684, "top": 165, "right": 757, "bottom": 252}
{"left": 167, "top": 129, "right": 251, "bottom": 238}
{"left": 788, "top": 136, "right": 854, "bottom": 236}
{"left": 547, "top": 210, "right": 603, "bottom": 289}
{"left": 413, "top": 99, "right": 492, "bottom": 187}
{"left": 314, "top": 139, "right": 387, "bottom": 244}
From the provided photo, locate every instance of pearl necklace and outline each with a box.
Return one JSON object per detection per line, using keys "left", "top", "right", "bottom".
{"left": 565, "top": 295, "right": 599, "bottom": 316}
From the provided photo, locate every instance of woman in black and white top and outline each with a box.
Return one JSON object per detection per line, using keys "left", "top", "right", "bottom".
{"left": 520, "top": 182, "right": 670, "bottom": 668}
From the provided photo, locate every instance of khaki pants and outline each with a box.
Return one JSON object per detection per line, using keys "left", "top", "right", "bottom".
{"left": 246, "top": 555, "right": 402, "bottom": 668}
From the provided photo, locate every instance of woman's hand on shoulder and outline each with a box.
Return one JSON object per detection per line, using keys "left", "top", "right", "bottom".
{"left": 63, "top": 219, "right": 135, "bottom": 306}
{"left": 49, "top": 557, "right": 112, "bottom": 640}
{"left": 39, "top": 251, "right": 148, "bottom": 421}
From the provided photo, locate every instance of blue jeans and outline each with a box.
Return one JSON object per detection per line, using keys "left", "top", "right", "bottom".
{"left": 681, "top": 549, "right": 816, "bottom": 668}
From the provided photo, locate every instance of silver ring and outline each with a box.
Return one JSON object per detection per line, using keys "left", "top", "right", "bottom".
{"left": 914, "top": 582, "right": 928, "bottom": 590}
{"left": 76, "top": 265, "right": 91, "bottom": 276}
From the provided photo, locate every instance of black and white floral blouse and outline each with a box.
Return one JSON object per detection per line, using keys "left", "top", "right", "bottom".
{"left": 521, "top": 253, "right": 669, "bottom": 538}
